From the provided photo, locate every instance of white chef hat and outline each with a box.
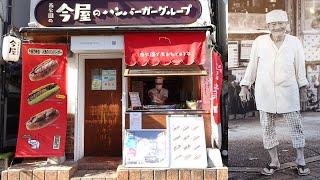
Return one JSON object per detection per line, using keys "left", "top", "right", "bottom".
{"left": 266, "top": 9, "right": 288, "bottom": 24}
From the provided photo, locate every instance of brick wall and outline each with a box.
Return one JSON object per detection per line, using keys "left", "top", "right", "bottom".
{"left": 65, "top": 113, "right": 75, "bottom": 160}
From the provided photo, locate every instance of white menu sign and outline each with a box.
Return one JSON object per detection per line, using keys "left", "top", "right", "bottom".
{"left": 167, "top": 115, "right": 207, "bottom": 168}
{"left": 130, "top": 112, "right": 142, "bottom": 130}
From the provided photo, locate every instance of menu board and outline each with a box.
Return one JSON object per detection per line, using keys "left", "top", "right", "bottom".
{"left": 124, "top": 130, "right": 169, "bottom": 167}
{"left": 167, "top": 115, "right": 207, "bottom": 168}
{"left": 129, "top": 92, "right": 142, "bottom": 108}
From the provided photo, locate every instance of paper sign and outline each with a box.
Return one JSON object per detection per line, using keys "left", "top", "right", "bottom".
{"left": 240, "top": 40, "right": 254, "bottom": 60}
{"left": 130, "top": 112, "right": 142, "bottom": 130}
{"left": 124, "top": 130, "right": 169, "bottom": 167}
{"left": 91, "top": 69, "right": 102, "bottom": 90}
{"left": 102, "top": 69, "right": 117, "bottom": 90}
{"left": 228, "top": 41, "right": 239, "bottom": 69}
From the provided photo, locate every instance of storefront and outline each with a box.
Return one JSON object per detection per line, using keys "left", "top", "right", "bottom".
{"left": 14, "top": 0, "right": 225, "bottom": 170}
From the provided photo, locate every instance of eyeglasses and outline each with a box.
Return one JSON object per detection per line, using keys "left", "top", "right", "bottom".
{"left": 155, "top": 83, "right": 163, "bottom": 85}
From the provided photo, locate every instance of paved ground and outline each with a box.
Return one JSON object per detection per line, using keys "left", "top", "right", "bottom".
{"left": 229, "top": 156, "right": 320, "bottom": 180}
{"left": 228, "top": 111, "right": 320, "bottom": 179}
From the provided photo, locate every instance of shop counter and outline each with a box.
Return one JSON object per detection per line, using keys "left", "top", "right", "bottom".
{"left": 126, "top": 109, "right": 209, "bottom": 114}
{"left": 125, "top": 110, "right": 212, "bottom": 147}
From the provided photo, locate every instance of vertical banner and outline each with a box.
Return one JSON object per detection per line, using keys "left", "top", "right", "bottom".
{"left": 211, "top": 49, "right": 223, "bottom": 148}
{"left": 16, "top": 44, "right": 67, "bottom": 157}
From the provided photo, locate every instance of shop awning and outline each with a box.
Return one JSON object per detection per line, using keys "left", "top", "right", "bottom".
{"left": 124, "top": 32, "right": 206, "bottom": 66}
{"left": 124, "top": 64, "right": 208, "bottom": 77}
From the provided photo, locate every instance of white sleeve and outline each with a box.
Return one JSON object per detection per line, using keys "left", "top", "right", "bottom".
{"left": 294, "top": 38, "right": 309, "bottom": 87}
{"left": 240, "top": 39, "right": 259, "bottom": 87}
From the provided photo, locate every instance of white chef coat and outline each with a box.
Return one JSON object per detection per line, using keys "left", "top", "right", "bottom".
{"left": 240, "top": 34, "right": 309, "bottom": 113}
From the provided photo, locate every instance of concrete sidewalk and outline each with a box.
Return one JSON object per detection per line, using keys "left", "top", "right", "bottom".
{"left": 229, "top": 156, "right": 320, "bottom": 179}
{"left": 228, "top": 111, "right": 320, "bottom": 179}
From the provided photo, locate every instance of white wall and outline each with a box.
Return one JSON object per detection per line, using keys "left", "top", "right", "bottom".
{"left": 67, "top": 55, "right": 78, "bottom": 115}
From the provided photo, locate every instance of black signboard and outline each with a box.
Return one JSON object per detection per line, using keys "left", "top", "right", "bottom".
{"left": 34, "top": 0, "right": 202, "bottom": 27}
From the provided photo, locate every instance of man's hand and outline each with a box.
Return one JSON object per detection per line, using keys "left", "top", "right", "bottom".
{"left": 239, "top": 86, "right": 251, "bottom": 102}
{"left": 153, "top": 96, "right": 164, "bottom": 105}
{"left": 299, "top": 86, "right": 308, "bottom": 103}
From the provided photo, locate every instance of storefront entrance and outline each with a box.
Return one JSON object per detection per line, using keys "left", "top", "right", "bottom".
{"left": 84, "top": 59, "right": 122, "bottom": 156}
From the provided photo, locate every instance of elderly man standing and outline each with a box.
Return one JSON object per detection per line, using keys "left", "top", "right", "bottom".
{"left": 239, "top": 9, "right": 310, "bottom": 176}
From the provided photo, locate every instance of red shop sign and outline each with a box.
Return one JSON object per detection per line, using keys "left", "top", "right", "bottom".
{"left": 16, "top": 44, "right": 67, "bottom": 157}
{"left": 125, "top": 32, "right": 206, "bottom": 66}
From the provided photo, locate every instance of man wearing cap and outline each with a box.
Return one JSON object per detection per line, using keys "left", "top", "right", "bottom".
{"left": 239, "top": 9, "right": 310, "bottom": 176}
{"left": 148, "top": 77, "right": 168, "bottom": 105}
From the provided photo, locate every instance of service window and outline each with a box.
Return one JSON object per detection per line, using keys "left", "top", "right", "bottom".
{"left": 128, "top": 76, "right": 201, "bottom": 110}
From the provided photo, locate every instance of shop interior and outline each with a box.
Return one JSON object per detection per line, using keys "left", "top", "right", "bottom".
{"left": 126, "top": 64, "right": 206, "bottom": 110}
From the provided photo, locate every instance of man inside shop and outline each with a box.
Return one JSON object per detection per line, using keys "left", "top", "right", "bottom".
{"left": 239, "top": 9, "right": 310, "bottom": 176}
{"left": 148, "top": 77, "right": 168, "bottom": 105}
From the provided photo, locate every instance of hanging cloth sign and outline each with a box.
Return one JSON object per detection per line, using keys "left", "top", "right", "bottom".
{"left": 211, "top": 49, "right": 223, "bottom": 148}
{"left": 124, "top": 32, "right": 206, "bottom": 66}
{"left": 15, "top": 43, "right": 67, "bottom": 157}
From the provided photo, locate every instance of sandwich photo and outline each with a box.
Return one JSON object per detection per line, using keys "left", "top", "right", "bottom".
{"left": 26, "top": 108, "right": 59, "bottom": 130}
{"left": 29, "top": 59, "right": 59, "bottom": 81}
{"left": 27, "top": 83, "right": 60, "bottom": 105}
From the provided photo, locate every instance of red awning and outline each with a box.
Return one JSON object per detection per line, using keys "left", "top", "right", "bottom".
{"left": 124, "top": 32, "right": 206, "bottom": 66}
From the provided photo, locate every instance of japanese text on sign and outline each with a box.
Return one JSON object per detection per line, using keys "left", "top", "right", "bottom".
{"left": 139, "top": 51, "right": 192, "bottom": 58}
{"left": 51, "top": 3, "right": 193, "bottom": 23}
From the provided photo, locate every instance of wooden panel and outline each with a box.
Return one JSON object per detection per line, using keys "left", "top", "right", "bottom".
{"left": 125, "top": 113, "right": 212, "bottom": 147}
{"left": 125, "top": 114, "right": 166, "bottom": 129}
{"left": 85, "top": 59, "right": 122, "bottom": 156}
{"left": 203, "top": 114, "right": 212, "bottom": 147}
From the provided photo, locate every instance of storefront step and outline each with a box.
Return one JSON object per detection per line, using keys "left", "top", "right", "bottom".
{"left": 0, "top": 160, "right": 77, "bottom": 180}
{"left": 70, "top": 169, "right": 117, "bottom": 179}
{"left": 116, "top": 166, "right": 228, "bottom": 180}
{"left": 77, "top": 157, "right": 122, "bottom": 170}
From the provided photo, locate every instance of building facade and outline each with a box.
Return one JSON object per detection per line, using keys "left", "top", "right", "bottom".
{"left": 1, "top": 1, "right": 230, "bottom": 179}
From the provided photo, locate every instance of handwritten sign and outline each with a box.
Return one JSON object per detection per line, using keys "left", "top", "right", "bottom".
{"left": 167, "top": 115, "right": 207, "bottom": 168}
